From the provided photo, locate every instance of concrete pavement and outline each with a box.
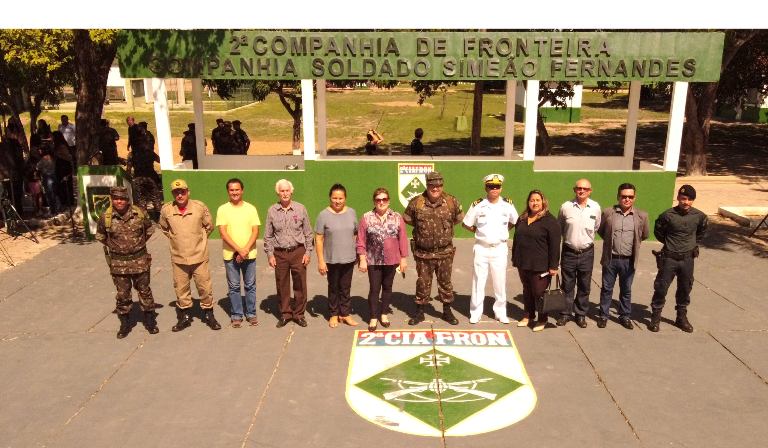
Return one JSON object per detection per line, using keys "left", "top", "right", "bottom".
{"left": 1, "top": 230, "right": 767, "bottom": 447}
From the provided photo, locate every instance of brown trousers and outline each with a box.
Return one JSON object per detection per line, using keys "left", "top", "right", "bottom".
{"left": 274, "top": 246, "right": 308, "bottom": 319}
{"left": 172, "top": 260, "right": 214, "bottom": 310}
{"left": 112, "top": 271, "right": 155, "bottom": 314}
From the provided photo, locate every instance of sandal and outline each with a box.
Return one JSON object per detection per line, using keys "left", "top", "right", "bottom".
{"left": 329, "top": 316, "right": 339, "bottom": 328}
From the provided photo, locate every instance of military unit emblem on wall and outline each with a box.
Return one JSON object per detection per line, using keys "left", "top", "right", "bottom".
{"left": 398, "top": 163, "right": 434, "bottom": 208}
{"left": 346, "top": 329, "right": 537, "bottom": 436}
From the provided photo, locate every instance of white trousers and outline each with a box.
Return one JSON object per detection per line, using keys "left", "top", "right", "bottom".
{"left": 470, "top": 243, "right": 509, "bottom": 322}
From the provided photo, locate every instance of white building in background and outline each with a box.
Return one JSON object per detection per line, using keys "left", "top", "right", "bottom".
{"left": 515, "top": 82, "right": 583, "bottom": 123}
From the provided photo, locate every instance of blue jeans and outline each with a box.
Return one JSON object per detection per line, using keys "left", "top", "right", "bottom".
{"left": 599, "top": 257, "right": 635, "bottom": 318}
{"left": 224, "top": 258, "right": 256, "bottom": 320}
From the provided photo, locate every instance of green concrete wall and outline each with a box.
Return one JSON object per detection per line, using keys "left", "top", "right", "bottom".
{"left": 152, "top": 160, "right": 674, "bottom": 240}
{"left": 742, "top": 106, "right": 768, "bottom": 124}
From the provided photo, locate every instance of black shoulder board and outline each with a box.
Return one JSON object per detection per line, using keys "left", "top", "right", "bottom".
{"left": 502, "top": 196, "right": 513, "bottom": 204}
{"left": 471, "top": 197, "right": 484, "bottom": 207}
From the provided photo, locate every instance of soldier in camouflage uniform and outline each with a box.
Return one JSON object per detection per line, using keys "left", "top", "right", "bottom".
{"left": 95, "top": 186, "right": 158, "bottom": 339}
{"left": 403, "top": 171, "right": 464, "bottom": 325}
{"left": 127, "top": 124, "right": 163, "bottom": 218}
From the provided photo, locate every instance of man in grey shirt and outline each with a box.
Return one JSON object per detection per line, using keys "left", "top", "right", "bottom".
{"left": 597, "top": 183, "right": 649, "bottom": 329}
{"left": 264, "top": 179, "right": 314, "bottom": 328}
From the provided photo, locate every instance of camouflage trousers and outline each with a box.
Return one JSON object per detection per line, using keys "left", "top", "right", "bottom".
{"left": 112, "top": 271, "right": 155, "bottom": 314}
{"left": 414, "top": 255, "right": 455, "bottom": 305}
{"left": 132, "top": 176, "right": 163, "bottom": 213}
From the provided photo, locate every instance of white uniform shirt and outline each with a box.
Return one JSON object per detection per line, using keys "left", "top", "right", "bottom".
{"left": 558, "top": 198, "right": 601, "bottom": 250}
{"left": 58, "top": 122, "right": 76, "bottom": 146}
{"left": 463, "top": 197, "right": 518, "bottom": 245}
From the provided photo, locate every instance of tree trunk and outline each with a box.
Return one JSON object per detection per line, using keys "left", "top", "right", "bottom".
{"left": 277, "top": 89, "right": 302, "bottom": 150}
{"left": 680, "top": 30, "right": 758, "bottom": 175}
{"left": 681, "top": 85, "right": 717, "bottom": 175}
{"left": 535, "top": 111, "right": 552, "bottom": 156}
{"left": 470, "top": 81, "right": 484, "bottom": 155}
{"left": 73, "top": 30, "right": 116, "bottom": 166}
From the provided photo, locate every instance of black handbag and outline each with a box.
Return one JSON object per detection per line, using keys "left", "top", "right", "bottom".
{"left": 541, "top": 274, "right": 567, "bottom": 314}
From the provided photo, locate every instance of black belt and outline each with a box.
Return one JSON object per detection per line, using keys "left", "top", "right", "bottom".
{"left": 274, "top": 244, "right": 303, "bottom": 252}
{"left": 611, "top": 254, "right": 632, "bottom": 260}
{"left": 664, "top": 251, "right": 692, "bottom": 261}
{"left": 110, "top": 248, "right": 147, "bottom": 261}
{"left": 564, "top": 244, "right": 593, "bottom": 254}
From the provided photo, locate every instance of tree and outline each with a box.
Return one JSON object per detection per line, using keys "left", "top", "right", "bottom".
{"left": 681, "top": 30, "right": 764, "bottom": 176}
{"left": 533, "top": 81, "right": 576, "bottom": 155}
{"left": 0, "top": 29, "right": 118, "bottom": 167}
{"left": 72, "top": 30, "right": 118, "bottom": 166}
{"left": 0, "top": 29, "right": 74, "bottom": 137}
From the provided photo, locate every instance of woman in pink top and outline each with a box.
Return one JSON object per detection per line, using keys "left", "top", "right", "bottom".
{"left": 357, "top": 187, "right": 408, "bottom": 332}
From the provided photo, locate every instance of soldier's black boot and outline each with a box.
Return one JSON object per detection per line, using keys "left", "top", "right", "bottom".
{"left": 117, "top": 314, "right": 131, "bottom": 339}
{"left": 647, "top": 308, "right": 662, "bottom": 332}
{"left": 144, "top": 311, "right": 159, "bottom": 334}
{"left": 202, "top": 308, "right": 222, "bottom": 331}
{"left": 172, "top": 308, "right": 193, "bottom": 332}
{"left": 408, "top": 304, "right": 426, "bottom": 326}
{"left": 441, "top": 303, "right": 459, "bottom": 325}
{"left": 675, "top": 308, "right": 694, "bottom": 333}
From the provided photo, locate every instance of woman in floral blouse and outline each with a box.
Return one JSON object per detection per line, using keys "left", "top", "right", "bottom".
{"left": 357, "top": 187, "right": 408, "bottom": 332}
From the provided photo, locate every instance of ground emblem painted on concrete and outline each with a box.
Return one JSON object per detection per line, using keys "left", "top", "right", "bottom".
{"left": 398, "top": 163, "right": 434, "bottom": 208}
{"left": 346, "top": 329, "right": 537, "bottom": 436}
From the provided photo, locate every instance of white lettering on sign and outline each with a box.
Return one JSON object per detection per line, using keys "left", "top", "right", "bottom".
{"left": 356, "top": 330, "right": 512, "bottom": 347}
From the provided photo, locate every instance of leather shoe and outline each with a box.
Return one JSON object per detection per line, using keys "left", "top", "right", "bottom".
{"left": 556, "top": 315, "right": 570, "bottom": 326}
{"left": 597, "top": 317, "right": 607, "bottom": 328}
{"left": 619, "top": 316, "right": 634, "bottom": 330}
{"left": 276, "top": 318, "right": 290, "bottom": 328}
{"left": 295, "top": 317, "right": 308, "bottom": 327}
{"left": 575, "top": 315, "right": 587, "bottom": 328}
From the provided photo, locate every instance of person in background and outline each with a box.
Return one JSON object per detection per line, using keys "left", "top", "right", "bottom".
{"left": 315, "top": 184, "right": 359, "bottom": 328}
{"left": 365, "top": 129, "right": 383, "bottom": 155}
{"left": 99, "top": 119, "right": 120, "bottom": 165}
{"left": 410, "top": 128, "right": 424, "bottom": 155}
{"left": 232, "top": 120, "right": 251, "bottom": 155}
{"left": 180, "top": 123, "right": 199, "bottom": 169}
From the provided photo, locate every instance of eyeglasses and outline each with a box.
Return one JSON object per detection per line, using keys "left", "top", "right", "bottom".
{"left": 574, "top": 187, "right": 592, "bottom": 191}
{"left": 173, "top": 190, "right": 188, "bottom": 196}
{"left": 486, "top": 184, "right": 501, "bottom": 190}
{"left": 374, "top": 197, "right": 389, "bottom": 203}
{"left": 620, "top": 195, "right": 635, "bottom": 200}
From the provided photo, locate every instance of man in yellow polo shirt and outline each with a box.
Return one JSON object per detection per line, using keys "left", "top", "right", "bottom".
{"left": 216, "top": 178, "right": 261, "bottom": 327}
{"left": 159, "top": 179, "right": 222, "bottom": 332}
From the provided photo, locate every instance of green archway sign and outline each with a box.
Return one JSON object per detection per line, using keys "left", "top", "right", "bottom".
{"left": 117, "top": 30, "right": 724, "bottom": 82}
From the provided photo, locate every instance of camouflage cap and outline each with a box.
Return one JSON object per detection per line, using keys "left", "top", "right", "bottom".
{"left": 678, "top": 184, "right": 696, "bottom": 200}
{"left": 170, "top": 179, "right": 188, "bottom": 191}
{"left": 110, "top": 186, "right": 129, "bottom": 199}
{"left": 426, "top": 171, "right": 444, "bottom": 186}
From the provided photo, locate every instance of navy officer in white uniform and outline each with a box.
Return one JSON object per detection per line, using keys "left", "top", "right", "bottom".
{"left": 462, "top": 174, "right": 519, "bottom": 324}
